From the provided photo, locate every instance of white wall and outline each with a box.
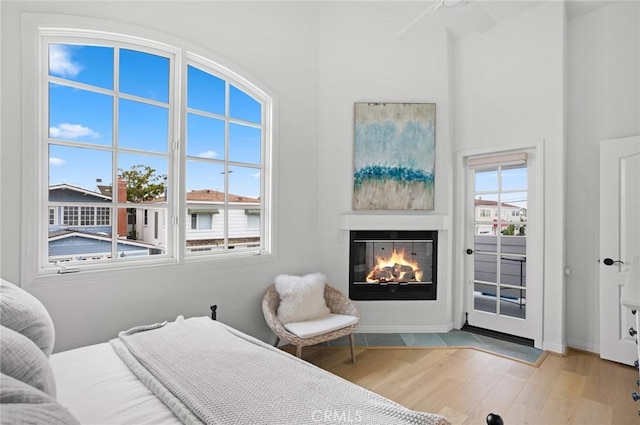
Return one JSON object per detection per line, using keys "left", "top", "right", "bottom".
{"left": 316, "top": 3, "right": 455, "bottom": 332}
{"left": 1, "top": 1, "right": 321, "bottom": 351}
{"left": 452, "top": 1, "right": 567, "bottom": 352}
{"left": 2, "top": 1, "right": 637, "bottom": 355}
{"left": 565, "top": 1, "right": 640, "bottom": 353}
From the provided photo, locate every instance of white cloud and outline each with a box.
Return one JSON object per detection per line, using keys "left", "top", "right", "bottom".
{"left": 197, "top": 150, "right": 218, "bottom": 159}
{"left": 252, "top": 171, "right": 261, "bottom": 178}
{"left": 49, "top": 45, "right": 83, "bottom": 78}
{"left": 50, "top": 123, "right": 100, "bottom": 140}
{"left": 49, "top": 157, "right": 66, "bottom": 166}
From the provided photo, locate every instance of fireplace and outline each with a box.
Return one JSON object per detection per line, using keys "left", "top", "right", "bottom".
{"left": 349, "top": 230, "right": 437, "bottom": 301}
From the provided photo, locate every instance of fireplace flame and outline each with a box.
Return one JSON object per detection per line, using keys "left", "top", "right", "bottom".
{"left": 366, "top": 248, "right": 423, "bottom": 283}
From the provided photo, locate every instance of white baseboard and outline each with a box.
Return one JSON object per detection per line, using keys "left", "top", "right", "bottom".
{"left": 355, "top": 323, "right": 454, "bottom": 334}
{"left": 567, "top": 339, "right": 600, "bottom": 355}
{"left": 543, "top": 340, "right": 567, "bottom": 355}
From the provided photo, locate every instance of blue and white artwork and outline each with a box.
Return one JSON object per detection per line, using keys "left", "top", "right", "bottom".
{"left": 353, "top": 103, "right": 436, "bottom": 210}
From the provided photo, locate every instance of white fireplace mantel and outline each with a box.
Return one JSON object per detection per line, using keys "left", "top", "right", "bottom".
{"left": 337, "top": 213, "right": 449, "bottom": 231}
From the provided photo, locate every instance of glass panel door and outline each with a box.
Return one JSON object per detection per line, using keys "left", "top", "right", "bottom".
{"left": 473, "top": 164, "right": 528, "bottom": 320}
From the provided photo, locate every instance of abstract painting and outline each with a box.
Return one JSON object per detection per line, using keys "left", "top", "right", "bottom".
{"left": 353, "top": 103, "right": 436, "bottom": 210}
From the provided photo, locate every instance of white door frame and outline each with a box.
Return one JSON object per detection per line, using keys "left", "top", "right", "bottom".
{"left": 454, "top": 139, "right": 544, "bottom": 348}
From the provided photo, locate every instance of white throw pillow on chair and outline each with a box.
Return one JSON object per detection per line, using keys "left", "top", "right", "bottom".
{"left": 274, "top": 273, "right": 331, "bottom": 325}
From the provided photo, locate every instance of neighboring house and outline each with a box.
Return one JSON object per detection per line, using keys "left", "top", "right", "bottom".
{"left": 135, "top": 189, "right": 261, "bottom": 253}
{"left": 49, "top": 184, "right": 262, "bottom": 259}
{"left": 48, "top": 183, "right": 155, "bottom": 262}
{"left": 474, "top": 198, "right": 527, "bottom": 235}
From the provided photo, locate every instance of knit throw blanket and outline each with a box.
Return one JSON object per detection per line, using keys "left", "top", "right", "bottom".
{"left": 110, "top": 316, "right": 450, "bottom": 425}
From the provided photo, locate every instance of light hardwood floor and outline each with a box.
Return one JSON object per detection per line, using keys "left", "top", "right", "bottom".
{"left": 297, "top": 346, "right": 639, "bottom": 425}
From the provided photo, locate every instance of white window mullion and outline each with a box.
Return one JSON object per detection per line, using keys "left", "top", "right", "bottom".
{"left": 25, "top": 15, "right": 272, "bottom": 280}
{"left": 223, "top": 80, "right": 230, "bottom": 250}
{"left": 175, "top": 50, "right": 187, "bottom": 262}
{"left": 111, "top": 46, "right": 120, "bottom": 258}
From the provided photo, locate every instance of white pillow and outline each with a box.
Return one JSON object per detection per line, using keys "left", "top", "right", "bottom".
{"left": 0, "top": 326, "right": 57, "bottom": 398}
{"left": 0, "top": 374, "right": 79, "bottom": 425}
{"left": 0, "top": 279, "right": 55, "bottom": 358}
{"left": 274, "top": 273, "right": 331, "bottom": 324}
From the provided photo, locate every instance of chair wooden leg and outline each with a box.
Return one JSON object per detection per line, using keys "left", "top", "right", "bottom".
{"left": 349, "top": 333, "right": 356, "bottom": 363}
{"left": 296, "top": 346, "right": 302, "bottom": 358}
{"left": 273, "top": 336, "right": 280, "bottom": 347}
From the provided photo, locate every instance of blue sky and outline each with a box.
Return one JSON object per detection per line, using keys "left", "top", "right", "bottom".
{"left": 475, "top": 166, "right": 527, "bottom": 210}
{"left": 48, "top": 44, "right": 262, "bottom": 199}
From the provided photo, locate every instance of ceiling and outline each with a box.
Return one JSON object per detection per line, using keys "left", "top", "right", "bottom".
{"left": 395, "top": 0, "right": 619, "bottom": 39}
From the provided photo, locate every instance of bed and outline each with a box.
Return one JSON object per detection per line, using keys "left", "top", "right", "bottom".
{"left": 0, "top": 279, "right": 450, "bottom": 425}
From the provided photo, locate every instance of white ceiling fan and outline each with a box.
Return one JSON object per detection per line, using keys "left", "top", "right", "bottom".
{"left": 395, "top": 0, "right": 496, "bottom": 40}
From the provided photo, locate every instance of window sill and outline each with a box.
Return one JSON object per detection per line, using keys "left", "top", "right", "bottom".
{"left": 26, "top": 250, "right": 275, "bottom": 289}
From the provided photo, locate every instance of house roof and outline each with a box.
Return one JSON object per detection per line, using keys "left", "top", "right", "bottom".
{"left": 48, "top": 229, "right": 157, "bottom": 257}
{"left": 475, "top": 199, "right": 521, "bottom": 209}
{"left": 49, "top": 184, "right": 112, "bottom": 202}
{"left": 186, "top": 189, "right": 259, "bottom": 203}
{"left": 143, "top": 189, "right": 260, "bottom": 204}
{"left": 96, "top": 185, "right": 113, "bottom": 196}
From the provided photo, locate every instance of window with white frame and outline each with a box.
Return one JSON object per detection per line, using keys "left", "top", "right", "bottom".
{"left": 246, "top": 210, "right": 260, "bottom": 230}
{"left": 35, "top": 21, "right": 272, "bottom": 273}
{"left": 190, "top": 213, "right": 213, "bottom": 231}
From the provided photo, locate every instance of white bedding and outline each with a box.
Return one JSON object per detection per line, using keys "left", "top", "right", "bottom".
{"left": 50, "top": 342, "right": 182, "bottom": 425}
{"left": 49, "top": 319, "right": 448, "bottom": 425}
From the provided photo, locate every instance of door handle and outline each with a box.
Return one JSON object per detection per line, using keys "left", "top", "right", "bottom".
{"left": 466, "top": 249, "right": 474, "bottom": 255}
{"left": 602, "top": 258, "right": 624, "bottom": 266}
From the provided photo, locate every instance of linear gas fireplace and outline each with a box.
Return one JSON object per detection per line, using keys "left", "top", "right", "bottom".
{"left": 349, "top": 230, "right": 437, "bottom": 301}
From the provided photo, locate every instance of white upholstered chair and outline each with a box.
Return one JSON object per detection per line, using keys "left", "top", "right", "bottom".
{"left": 262, "top": 283, "right": 359, "bottom": 362}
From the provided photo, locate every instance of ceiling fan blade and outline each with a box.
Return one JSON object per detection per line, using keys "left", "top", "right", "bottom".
{"left": 395, "top": 1, "right": 442, "bottom": 41}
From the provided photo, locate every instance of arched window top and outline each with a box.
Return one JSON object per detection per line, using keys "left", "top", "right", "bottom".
{"left": 24, "top": 14, "right": 274, "bottom": 277}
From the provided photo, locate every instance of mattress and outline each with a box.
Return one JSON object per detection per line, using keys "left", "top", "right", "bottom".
{"left": 50, "top": 342, "right": 182, "bottom": 425}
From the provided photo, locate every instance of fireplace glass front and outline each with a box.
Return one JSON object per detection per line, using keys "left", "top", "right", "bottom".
{"left": 349, "top": 230, "right": 437, "bottom": 301}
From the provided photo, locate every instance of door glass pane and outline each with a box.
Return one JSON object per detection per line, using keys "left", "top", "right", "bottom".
{"left": 500, "top": 253, "right": 526, "bottom": 319}
{"left": 502, "top": 166, "right": 527, "bottom": 191}
{"left": 501, "top": 256, "right": 526, "bottom": 287}
{"left": 475, "top": 234, "right": 497, "bottom": 254}
{"left": 475, "top": 169, "right": 498, "bottom": 192}
{"left": 474, "top": 282, "right": 497, "bottom": 314}
{"left": 475, "top": 193, "right": 499, "bottom": 241}
{"left": 501, "top": 191, "right": 527, "bottom": 224}
{"left": 474, "top": 253, "right": 497, "bottom": 283}
{"left": 502, "top": 234, "right": 526, "bottom": 255}
{"left": 500, "top": 286, "right": 526, "bottom": 319}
